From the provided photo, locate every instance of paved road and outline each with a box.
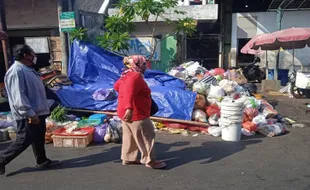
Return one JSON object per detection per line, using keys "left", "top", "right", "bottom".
{"left": 1, "top": 126, "right": 310, "bottom": 190}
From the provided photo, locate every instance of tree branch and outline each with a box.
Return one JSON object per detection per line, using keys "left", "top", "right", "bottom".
{"left": 149, "top": 14, "right": 159, "bottom": 60}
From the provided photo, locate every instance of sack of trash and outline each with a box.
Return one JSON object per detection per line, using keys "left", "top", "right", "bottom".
{"left": 192, "top": 109, "right": 207, "bottom": 122}
{"left": 219, "top": 79, "right": 238, "bottom": 94}
{"left": 258, "top": 123, "right": 286, "bottom": 137}
{"left": 207, "top": 85, "right": 225, "bottom": 104}
{"left": 193, "top": 82, "right": 210, "bottom": 95}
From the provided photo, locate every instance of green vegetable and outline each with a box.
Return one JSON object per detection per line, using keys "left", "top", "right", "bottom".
{"left": 50, "top": 105, "right": 67, "bottom": 123}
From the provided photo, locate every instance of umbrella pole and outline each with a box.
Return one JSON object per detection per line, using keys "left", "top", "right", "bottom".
{"left": 265, "top": 50, "right": 268, "bottom": 80}
{"left": 293, "top": 48, "right": 295, "bottom": 71}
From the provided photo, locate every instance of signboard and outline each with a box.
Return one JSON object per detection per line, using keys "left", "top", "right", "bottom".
{"left": 125, "top": 37, "right": 161, "bottom": 61}
{"left": 59, "top": 12, "right": 76, "bottom": 32}
{"left": 25, "top": 37, "right": 49, "bottom": 54}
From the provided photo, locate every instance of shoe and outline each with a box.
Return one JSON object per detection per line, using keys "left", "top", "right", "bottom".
{"left": 145, "top": 160, "right": 166, "bottom": 169}
{"left": 0, "top": 164, "right": 5, "bottom": 175}
{"left": 36, "top": 159, "right": 60, "bottom": 169}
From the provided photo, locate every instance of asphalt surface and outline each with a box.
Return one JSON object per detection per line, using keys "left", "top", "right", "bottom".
{"left": 1, "top": 95, "right": 310, "bottom": 190}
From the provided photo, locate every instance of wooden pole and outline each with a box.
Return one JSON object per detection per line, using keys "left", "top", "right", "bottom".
{"left": 57, "top": 0, "right": 69, "bottom": 75}
{"left": 68, "top": 109, "right": 210, "bottom": 127}
{"left": 2, "top": 40, "right": 8, "bottom": 71}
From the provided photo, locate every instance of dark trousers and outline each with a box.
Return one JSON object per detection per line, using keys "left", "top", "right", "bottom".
{"left": 0, "top": 116, "right": 47, "bottom": 165}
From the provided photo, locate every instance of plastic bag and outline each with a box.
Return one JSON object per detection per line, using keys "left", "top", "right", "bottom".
{"left": 210, "top": 68, "right": 225, "bottom": 76}
{"left": 192, "top": 109, "right": 207, "bottom": 122}
{"left": 110, "top": 124, "right": 121, "bottom": 143}
{"left": 244, "top": 97, "right": 261, "bottom": 109}
{"left": 46, "top": 118, "right": 59, "bottom": 133}
{"left": 193, "top": 82, "right": 209, "bottom": 95}
{"left": 258, "top": 123, "right": 286, "bottom": 137}
{"left": 168, "top": 69, "right": 186, "bottom": 78}
{"left": 244, "top": 108, "right": 259, "bottom": 121}
{"left": 234, "top": 85, "right": 252, "bottom": 97}
{"left": 261, "top": 100, "right": 278, "bottom": 118}
{"left": 241, "top": 83, "right": 258, "bottom": 94}
{"left": 206, "top": 104, "right": 220, "bottom": 117}
{"left": 241, "top": 128, "right": 255, "bottom": 136}
{"left": 252, "top": 114, "right": 267, "bottom": 127}
{"left": 208, "top": 126, "right": 222, "bottom": 137}
{"left": 227, "top": 69, "right": 248, "bottom": 84}
{"left": 243, "top": 114, "right": 250, "bottom": 123}
{"left": 92, "top": 88, "right": 117, "bottom": 101}
{"left": 194, "top": 94, "right": 207, "bottom": 110}
{"left": 208, "top": 85, "right": 225, "bottom": 101}
{"left": 242, "top": 121, "right": 257, "bottom": 132}
{"left": 94, "top": 124, "right": 108, "bottom": 143}
{"left": 109, "top": 119, "right": 122, "bottom": 136}
{"left": 208, "top": 114, "right": 220, "bottom": 126}
{"left": 219, "top": 79, "right": 238, "bottom": 94}
{"left": 184, "top": 62, "right": 201, "bottom": 77}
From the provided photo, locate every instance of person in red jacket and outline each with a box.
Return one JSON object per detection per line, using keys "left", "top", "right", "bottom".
{"left": 114, "top": 55, "right": 166, "bottom": 169}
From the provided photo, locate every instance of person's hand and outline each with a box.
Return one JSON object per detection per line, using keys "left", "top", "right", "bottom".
{"left": 123, "top": 109, "right": 133, "bottom": 122}
{"left": 28, "top": 115, "right": 40, "bottom": 125}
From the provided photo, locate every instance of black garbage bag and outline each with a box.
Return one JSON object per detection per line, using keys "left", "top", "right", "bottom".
{"left": 241, "top": 83, "right": 258, "bottom": 94}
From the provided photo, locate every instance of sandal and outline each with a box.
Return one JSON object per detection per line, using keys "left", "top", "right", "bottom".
{"left": 122, "top": 161, "right": 141, "bottom": 166}
{"left": 145, "top": 161, "right": 166, "bottom": 169}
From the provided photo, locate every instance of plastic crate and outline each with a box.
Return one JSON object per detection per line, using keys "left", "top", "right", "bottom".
{"left": 52, "top": 127, "right": 94, "bottom": 148}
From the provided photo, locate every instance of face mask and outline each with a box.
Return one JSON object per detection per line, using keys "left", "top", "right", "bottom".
{"left": 32, "top": 56, "right": 37, "bottom": 65}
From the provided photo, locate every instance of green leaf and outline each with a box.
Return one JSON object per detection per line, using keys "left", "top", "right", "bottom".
{"left": 69, "top": 27, "right": 89, "bottom": 42}
{"left": 174, "top": 10, "right": 187, "bottom": 15}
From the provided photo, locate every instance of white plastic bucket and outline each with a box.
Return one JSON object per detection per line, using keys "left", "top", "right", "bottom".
{"left": 220, "top": 98, "right": 244, "bottom": 142}
{"left": 221, "top": 122, "right": 242, "bottom": 142}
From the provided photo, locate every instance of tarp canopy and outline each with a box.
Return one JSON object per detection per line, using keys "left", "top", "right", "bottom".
{"left": 56, "top": 41, "right": 196, "bottom": 120}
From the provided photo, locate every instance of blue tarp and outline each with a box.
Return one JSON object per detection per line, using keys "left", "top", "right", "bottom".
{"left": 56, "top": 41, "right": 196, "bottom": 120}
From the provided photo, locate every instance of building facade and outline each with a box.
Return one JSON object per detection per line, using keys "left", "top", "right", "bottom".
{"left": 230, "top": 10, "right": 310, "bottom": 70}
{"left": 107, "top": 0, "right": 232, "bottom": 72}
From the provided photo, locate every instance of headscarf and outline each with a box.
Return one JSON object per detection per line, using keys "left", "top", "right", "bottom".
{"left": 121, "top": 55, "right": 147, "bottom": 78}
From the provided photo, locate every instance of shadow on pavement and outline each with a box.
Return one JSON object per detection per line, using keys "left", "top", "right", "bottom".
{"left": 6, "top": 139, "right": 261, "bottom": 176}
{"left": 6, "top": 146, "right": 121, "bottom": 177}
{"left": 156, "top": 139, "right": 261, "bottom": 170}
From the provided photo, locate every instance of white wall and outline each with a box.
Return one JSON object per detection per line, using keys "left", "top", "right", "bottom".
{"left": 231, "top": 11, "right": 310, "bottom": 70}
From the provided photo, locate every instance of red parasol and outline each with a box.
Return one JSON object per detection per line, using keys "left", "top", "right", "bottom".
{"left": 240, "top": 34, "right": 270, "bottom": 55}
{"left": 253, "top": 27, "right": 310, "bottom": 50}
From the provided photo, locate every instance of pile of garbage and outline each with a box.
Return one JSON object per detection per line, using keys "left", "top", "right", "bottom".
{"left": 168, "top": 61, "right": 286, "bottom": 138}
{"left": 45, "top": 106, "right": 122, "bottom": 146}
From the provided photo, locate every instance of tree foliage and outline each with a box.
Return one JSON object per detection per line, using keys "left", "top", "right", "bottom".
{"left": 97, "top": 0, "right": 197, "bottom": 59}
{"left": 69, "top": 27, "right": 89, "bottom": 42}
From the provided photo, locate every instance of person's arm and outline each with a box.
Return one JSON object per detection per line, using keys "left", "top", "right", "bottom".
{"left": 6, "top": 71, "right": 36, "bottom": 118}
{"left": 123, "top": 72, "right": 143, "bottom": 110}
{"left": 114, "top": 79, "right": 121, "bottom": 93}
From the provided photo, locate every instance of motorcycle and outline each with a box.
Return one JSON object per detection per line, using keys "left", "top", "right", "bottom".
{"left": 289, "top": 69, "right": 310, "bottom": 98}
